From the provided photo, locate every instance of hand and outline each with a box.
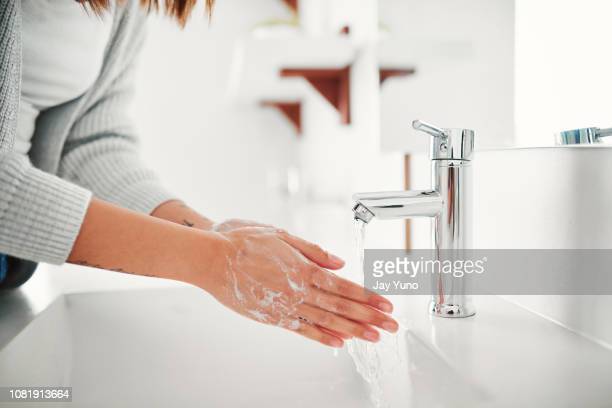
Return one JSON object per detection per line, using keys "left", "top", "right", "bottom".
{"left": 199, "top": 222, "right": 398, "bottom": 348}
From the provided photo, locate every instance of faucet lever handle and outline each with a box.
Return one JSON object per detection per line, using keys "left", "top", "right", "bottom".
{"left": 412, "top": 120, "right": 447, "bottom": 139}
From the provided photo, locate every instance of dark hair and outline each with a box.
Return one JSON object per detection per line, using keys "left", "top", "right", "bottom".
{"left": 83, "top": 0, "right": 214, "bottom": 26}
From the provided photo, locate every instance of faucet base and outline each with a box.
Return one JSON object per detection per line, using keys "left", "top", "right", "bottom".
{"left": 429, "top": 302, "right": 476, "bottom": 318}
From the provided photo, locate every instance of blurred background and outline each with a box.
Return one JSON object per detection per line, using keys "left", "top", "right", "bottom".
{"left": 130, "top": 0, "right": 612, "bottom": 254}
{"left": 131, "top": 0, "right": 514, "bottom": 254}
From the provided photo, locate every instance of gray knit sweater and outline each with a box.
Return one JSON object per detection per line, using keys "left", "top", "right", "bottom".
{"left": 0, "top": 0, "right": 175, "bottom": 265}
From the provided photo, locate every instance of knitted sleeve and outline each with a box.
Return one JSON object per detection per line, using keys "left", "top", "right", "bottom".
{"left": 0, "top": 1, "right": 92, "bottom": 264}
{"left": 57, "top": 11, "right": 176, "bottom": 215}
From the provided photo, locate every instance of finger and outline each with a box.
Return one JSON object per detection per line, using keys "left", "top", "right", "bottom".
{"left": 310, "top": 267, "right": 394, "bottom": 313}
{"left": 318, "top": 326, "right": 353, "bottom": 340}
{"left": 297, "top": 304, "right": 380, "bottom": 342}
{"left": 279, "top": 233, "right": 345, "bottom": 270}
{"left": 288, "top": 320, "right": 344, "bottom": 348}
{"left": 306, "top": 288, "right": 399, "bottom": 333}
{"left": 296, "top": 315, "right": 350, "bottom": 339}
{"left": 213, "top": 219, "right": 274, "bottom": 233}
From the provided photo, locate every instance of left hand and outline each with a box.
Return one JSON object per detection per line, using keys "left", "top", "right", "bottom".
{"left": 198, "top": 223, "right": 397, "bottom": 347}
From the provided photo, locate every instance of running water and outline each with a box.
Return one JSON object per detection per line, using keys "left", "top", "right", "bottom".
{"left": 347, "top": 219, "right": 407, "bottom": 408}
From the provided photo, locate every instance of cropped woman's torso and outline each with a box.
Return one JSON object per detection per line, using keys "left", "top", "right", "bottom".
{"left": 17, "top": 0, "right": 113, "bottom": 154}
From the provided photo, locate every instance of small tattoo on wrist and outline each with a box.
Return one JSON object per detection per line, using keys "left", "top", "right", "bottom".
{"left": 74, "top": 260, "right": 149, "bottom": 277}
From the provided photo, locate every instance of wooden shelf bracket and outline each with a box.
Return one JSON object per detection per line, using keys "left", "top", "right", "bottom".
{"left": 281, "top": 0, "right": 298, "bottom": 13}
{"left": 262, "top": 101, "right": 303, "bottom": 135}
{"left": 379, "top": 67, "right": 416, "bottom": 85}
{"left": 281, "top": 67, "right": 351, "bottom": 125}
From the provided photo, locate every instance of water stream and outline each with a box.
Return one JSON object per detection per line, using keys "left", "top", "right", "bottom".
{"left": 347, "top": 220, "right": 409, "bottom": 408}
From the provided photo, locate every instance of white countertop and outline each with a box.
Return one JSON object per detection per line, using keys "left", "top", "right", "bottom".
{"left": 394, "top": 295, "right": 612, "bottom": 408}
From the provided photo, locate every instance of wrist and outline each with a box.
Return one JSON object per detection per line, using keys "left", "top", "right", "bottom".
{"left": 151, "top": 200, "right": 215, "bottom": 230}
{"left": 187, "top": 230, "right": 233, "bottom": 293}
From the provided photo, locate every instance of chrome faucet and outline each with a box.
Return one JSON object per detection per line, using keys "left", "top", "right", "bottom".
{"left": 556, "top": 126, "right": 612, "bottom": 145}
{"left": 352, "top": 120, "right": 476, "bottom": 318}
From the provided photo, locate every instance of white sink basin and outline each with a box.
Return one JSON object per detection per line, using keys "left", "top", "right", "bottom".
{"left": 0, "top": 288, "right": 371, "bottom": 408}
{"left": 3, "top": 287, "right": 612, "bottom": 408}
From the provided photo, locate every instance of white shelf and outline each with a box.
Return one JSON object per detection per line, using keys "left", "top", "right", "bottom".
{"left": 227, "top": 31, "right": 356, "bottom": 104}
{"left": 379, "top": 37, "right": 473, "bottom": 71}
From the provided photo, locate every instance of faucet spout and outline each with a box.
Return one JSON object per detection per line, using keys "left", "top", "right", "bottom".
{"left": 352, "top": 190, "right": 443, "bottom": 223}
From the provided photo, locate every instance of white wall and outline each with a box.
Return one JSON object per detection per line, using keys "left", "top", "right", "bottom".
{"left": 132, "top": 0, "right": 300, "bottom": 227}
{"left": 379, "top": 0, "right": 515, "bottom": 154}
{"left": 378, "top": 0, "right": 515, "bottom": 249}
{"left": 515, "top": 0, "right": 612, "bottom": 146}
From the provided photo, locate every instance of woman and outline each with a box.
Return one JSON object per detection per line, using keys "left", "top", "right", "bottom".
{"left": 0, "top": 0, "right": 398, "bottom": 348}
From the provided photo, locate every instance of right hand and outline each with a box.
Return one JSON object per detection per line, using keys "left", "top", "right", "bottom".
{"left": 198, "top": 222, "right": 398, "bottom": 348}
